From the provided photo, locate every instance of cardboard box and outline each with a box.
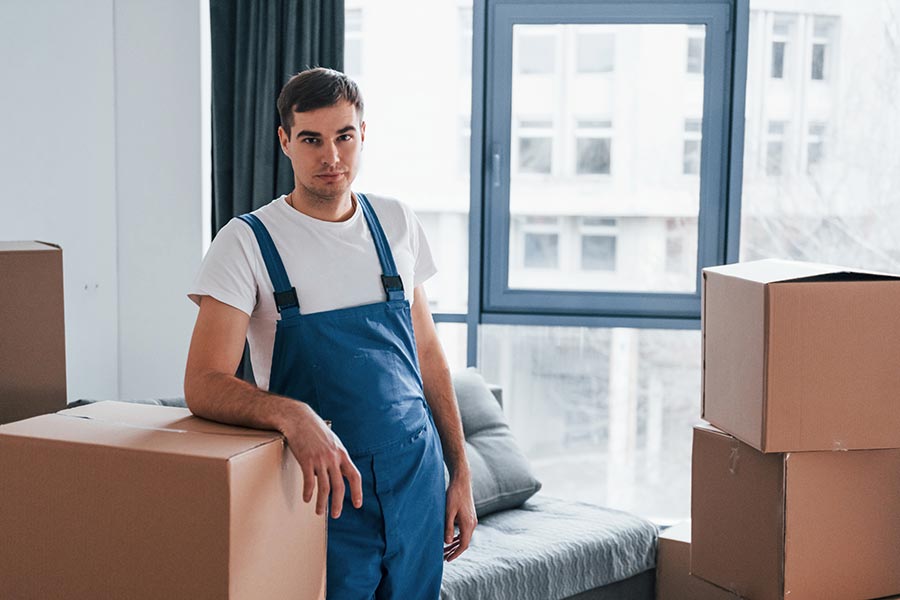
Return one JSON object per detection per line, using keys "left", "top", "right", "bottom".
{"left": 702, "top": 259, "right": 900, "bottom": 452}
{"left": 0, "top": 401, "right": 327, "bottom": 599}
{"left": 656, "top": 521, "right": 740, "bottom": 600}
{"left": 0, "top": 241, "right": 67, "bottom": 424}
{"left": 691, "top": 424, "right": 900, "bottom": 600}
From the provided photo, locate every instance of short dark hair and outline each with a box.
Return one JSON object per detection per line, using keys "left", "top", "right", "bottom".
{"left": 277, "top": 68, "right": 364, "bottom": 137}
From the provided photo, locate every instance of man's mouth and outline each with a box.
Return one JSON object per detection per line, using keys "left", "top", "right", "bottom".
{"left": 317, "top": 172, "right": 346, "bottom": 180}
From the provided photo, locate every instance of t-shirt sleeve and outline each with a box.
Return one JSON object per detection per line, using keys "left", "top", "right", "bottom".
{"left": 187, "top": 219, "right": 260, "bottom": 316}
{"left": 409, "top": 208, "right": 438, "bottom": 288}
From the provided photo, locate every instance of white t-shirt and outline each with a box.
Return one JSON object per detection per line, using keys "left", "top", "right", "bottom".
{"left": 188, "top": 193, "right": 437, "bottom": 391}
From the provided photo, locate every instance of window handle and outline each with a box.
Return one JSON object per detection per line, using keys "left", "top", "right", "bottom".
{"left": 492, "top": 145, "right": 501, "bottom": 188}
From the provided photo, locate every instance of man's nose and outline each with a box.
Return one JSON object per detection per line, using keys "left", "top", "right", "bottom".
{"left": 322, "top": 142, "right": 340, "bottom": 166}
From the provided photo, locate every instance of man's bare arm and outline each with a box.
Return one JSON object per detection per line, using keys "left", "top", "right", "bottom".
{"left": 184, "top": 295, "right": 362, "bottom": 517}
{"left": 410, "top": 285, "right": 477, "bottom": 561}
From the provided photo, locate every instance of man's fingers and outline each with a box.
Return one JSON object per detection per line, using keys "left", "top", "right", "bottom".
{"left": 315, "top": 468, "right": 330, "bottom": 516}
{"left": 300, "top": 463, "right": 315, "bottom": 504}
{"left": 330, "top": 467, "right": 345, "bottom": 519}
{"left": 341, "top": 458, "right": 363, "bottom": 508}
{"left": 445, "top": 512, "right": 456, "bottom": 544}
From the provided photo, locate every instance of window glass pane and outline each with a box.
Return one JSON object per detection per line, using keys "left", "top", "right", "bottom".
{"left": 811, "top": 43, "right": 825, "bottom": 80}
{"left": 577, "top": 32, "right": 615, "bottom": 73}
{"left": 478, "top": 325, "right": 701, "bottom": 523}
{"left": 436, "top": 322, "right": 467, "bottom": 372}
{"left": 523, "top": 232, "right": 559, "bottom": 268}
{"left": 509, "top": 24, "right": 706, "bottom": 293}
{"left": 518, "top": 137, "right": 553, "bottom": 173}
{"left": 686, "top": 29, "right": 704, "bottom": 74}
{"left": 771, "top": 40, "right": 786, "bottom": 78}
{"left": 576, "top": 137, "right": 611, "bottom": 174}
{"left": 742, "top": 3, "right": 900, "bottom": 273}
{"left": 581, "top": 235, "right": 616, "bottom": 270}
{"left": 347, "top": 1, "right": 471, "bottom": 314}
{"left": 518, "top": 33, "right": 556, "bottom": 74}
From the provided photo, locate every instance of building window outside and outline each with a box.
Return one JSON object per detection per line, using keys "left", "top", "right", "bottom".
{"left": 517, "top": 30, "right": 557, "bottom": 74}
{"left": 771, "top": 15, "right": 793, "bottom": 79}
{"left": 683, "top": 118, "right": 702, "bottom": 175}
{"left": 806, "top": 121, "right": 826, "bottom": 173}
{"left": 517, "top": 118, "right": 554, "bottom": 174}
{"left": 522, "top": 216, "right": 561, "bottom": 269}
{"left": 765, "top": 120, "right": 787, "bottom": 176}
{"left": 574, "top": 119, "right": 612, "bottom": 175}
{"left": 686, "top": 24, "right": 705, "bottom": 74}
{"left": 344, "top": 9, "right": 363, "bottom": 78}
{"left": 580, "top": 217, "right": 617, "bottom": 271}
{"left": 576, "top": 31, "right": 615, "bottom": 73}
{"left": 811, "top": 16, "right": 835, "bottom": 81}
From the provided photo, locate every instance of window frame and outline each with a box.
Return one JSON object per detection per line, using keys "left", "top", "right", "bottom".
{"left": 439, "top": 0, "right": 749, "bottom": 366}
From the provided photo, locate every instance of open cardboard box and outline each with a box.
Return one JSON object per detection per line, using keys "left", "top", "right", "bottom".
{"left": 702, "top": 259, "right": 900, "bottom": 452}
{"left": 0, "top": 401, "right": 326, "bottom": 599}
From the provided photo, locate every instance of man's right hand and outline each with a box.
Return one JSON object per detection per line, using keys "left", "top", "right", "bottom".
{"left": 279, "top": 404, "right": 363, "bottom": 519}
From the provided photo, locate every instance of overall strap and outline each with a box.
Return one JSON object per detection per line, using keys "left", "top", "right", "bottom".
{"left": 356, "top": 193, "right": 405, "bottom": 301}
{"left": 236, "top": 213, "right": 300, "bottom": 318}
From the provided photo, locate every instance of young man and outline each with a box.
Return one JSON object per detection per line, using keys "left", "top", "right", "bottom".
{"left": 184, "top": 67, "right": 476, "bottom": 599}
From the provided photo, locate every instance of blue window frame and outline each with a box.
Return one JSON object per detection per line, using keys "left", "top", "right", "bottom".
{"left": 435, "top": 0, "right": 750, "bottom": 366}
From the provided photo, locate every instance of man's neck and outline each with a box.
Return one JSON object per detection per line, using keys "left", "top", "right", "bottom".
{"left": 288, "top": 189, "right": 355, "bottom": 223}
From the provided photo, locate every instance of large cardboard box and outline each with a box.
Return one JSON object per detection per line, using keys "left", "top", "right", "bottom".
{"left": 0, "top": 241, "right": 67, "bottom": 424}
{"left": 702, "top": 259, "right": 900, "bottom": 452}
{"left": 0, "top": 401, "right": 327, "bottom": 599}
{"left": 691, "top": 424, "right": 900, "bottom": 600}
{"left": 656, "top": 521, "right": 740, "bottom": 600}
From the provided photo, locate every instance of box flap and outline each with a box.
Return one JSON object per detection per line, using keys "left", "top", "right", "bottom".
{"left": 1, "top": 402, "right": 281, "bottom": 460}
{"left": 703, "top": 259, "right": 900, "bottom": 284}
{"left": 0, "top": 241, "right": 61, "bottom": 252}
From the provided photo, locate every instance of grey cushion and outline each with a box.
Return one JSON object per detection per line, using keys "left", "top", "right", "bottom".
{"left": 449, "top": 368, "right": 542, "bottom": 518}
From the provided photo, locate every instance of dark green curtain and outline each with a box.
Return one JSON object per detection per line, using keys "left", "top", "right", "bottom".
{"left": 210, "top": 0, "right": 344, "bottom": 234}
{"left": 210, "top": 0, "right": 344, "bottom": 383}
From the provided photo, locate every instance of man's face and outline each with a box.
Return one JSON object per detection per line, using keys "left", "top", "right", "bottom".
{"left": 278, "top": 100, "right": 366, "bottom": 203}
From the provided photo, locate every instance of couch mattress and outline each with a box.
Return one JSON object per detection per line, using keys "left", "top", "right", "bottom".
{"left": 440, "top": 495, "right": 657, "bottom": 600}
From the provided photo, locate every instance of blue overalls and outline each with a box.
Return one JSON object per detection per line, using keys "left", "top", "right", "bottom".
{"left": 237, "top": 193, "right": 446, "bottom": 599}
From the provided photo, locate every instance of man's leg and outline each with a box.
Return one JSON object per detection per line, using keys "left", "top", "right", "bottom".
{"left": 373, "top": 420, "right": 446, "bottom": 600}
{"left": 327, "top": 453, "right": 385, "bottom": 600}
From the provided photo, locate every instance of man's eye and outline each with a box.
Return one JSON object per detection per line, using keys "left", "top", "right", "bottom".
{"left": 302, "top": 138, "right": 319, "bottom": 144}
{"left": 339, "top": 134, "right": 352, "bottom": 141}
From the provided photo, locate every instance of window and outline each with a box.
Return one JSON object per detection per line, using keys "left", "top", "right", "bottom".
{"left": 686, "top": 24, "right": 705, "bottom": 74}
{"left": 517, "top": 30, "right": 557, "bottom": 74}
{"left": 575, "top": 119, "right": 612, "bottom": 175}
{"left": 810, "top": 16, "right": 835, "bottom": 81}
{"left": 459, "top": 115, "right": 471, "bottom": 177}
{"left": 771, "top": 15, "right": 793, "bottom": 79}
{"left": 577, "top": 31, "right": 615, "bottom": 73}
{"left": 806, "top": 121, "right": 825, "bottom": 173}
{"left": 580, "top": 217, "right": 617, "bottom": 271}
{"left": 765, "top": 120, "right": 787, "bottom": 176}
{"left": 521, "top": 216, "right": 561, "bottom": 269}
{"left": 517, "top": 119, "right": 554, "bottom": 174}
{"left": 344, "top": 9, "right": 363, "bottom": 78}
{"left": 683, "top": 118, "right": 702, "bottom": 175}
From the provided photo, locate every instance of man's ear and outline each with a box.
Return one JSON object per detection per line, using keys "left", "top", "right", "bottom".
{"left": 277, "top": 126, "right": 290, "bottom": 155}
{"left": 360, "top": 121, "right": 366, "bottom": 144}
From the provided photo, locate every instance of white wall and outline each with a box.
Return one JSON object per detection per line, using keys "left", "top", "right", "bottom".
{"left": 114, "top": 0, "right": 202, "bottom": 400}
{"left": 0, "top": 0, "right": 202, "bottom": 402}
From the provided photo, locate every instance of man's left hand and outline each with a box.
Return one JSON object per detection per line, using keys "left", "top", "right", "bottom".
{"left": 443, "top": 476, "right": 477, "bottom": 562}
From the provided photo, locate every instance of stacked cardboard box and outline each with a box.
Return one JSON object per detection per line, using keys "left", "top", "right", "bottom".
{"left": 0, "top": 401, "right": 327, "bottom": 599}
{"left": 688, "top": 259, "right": 900, "bottom": 600}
